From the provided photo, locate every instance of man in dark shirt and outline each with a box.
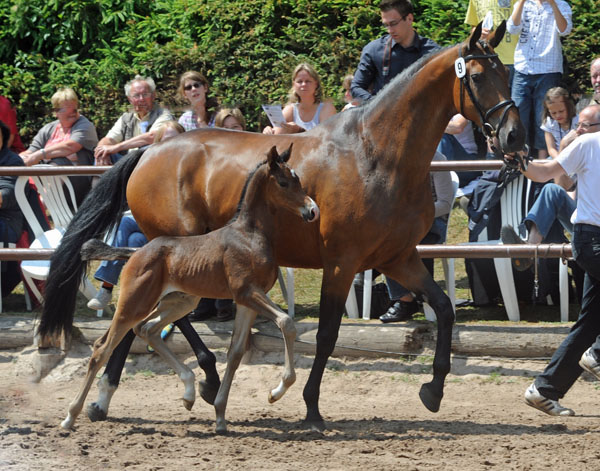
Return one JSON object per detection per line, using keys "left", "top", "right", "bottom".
{"left": 350, "top": 0, "right": 439, "bottom": 103}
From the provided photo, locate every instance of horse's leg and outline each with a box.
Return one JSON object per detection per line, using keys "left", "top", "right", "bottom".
{"left": 381, "top": 251, "right": 454, "bottom": 412}
{"left": 242, "top": 291, "right": 296, "bottom": 403}
{"left": 135, "top": 292, "right": 199, "bottom": 411}
{"left": 303, "top": 264, "right": 355, "bottom": 431}
{"left": 214, "top": 304, "right": 256, "bottom": 435}
{"left": 87, "top": 329, "right": 136, "bottom": 422}
{"left": 61, "top": 324, "right": 134, "bottom": 429}
{"left": 174, "top": 310, "right": 221, "bottom": 405}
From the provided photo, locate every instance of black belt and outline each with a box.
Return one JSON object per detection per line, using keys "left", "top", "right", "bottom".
{"left": 574, "top": 223, "right": 600, "bottom": 233}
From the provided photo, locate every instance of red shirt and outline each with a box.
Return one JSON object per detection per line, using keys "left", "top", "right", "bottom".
{"left": 0, "top": 96, "right": 25, "bottom": 153}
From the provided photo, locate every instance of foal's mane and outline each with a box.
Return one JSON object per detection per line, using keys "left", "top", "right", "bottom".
{"left": 227, "top": 158, "right": 269, "bottom": 225}
{"left": 363, "top": 44, "right": 455, "bottom": 114}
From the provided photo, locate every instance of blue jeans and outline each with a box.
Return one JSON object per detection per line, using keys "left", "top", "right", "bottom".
{"left": 386, "top": 223, "right": 444, "bottom": 300}
{"left": 535, "top": 224, "right": 600, "bottom": 400}
{"left": 94, "top": 216, "right": 147, "bottom": 285}
{"left": 511, "top": 71, "right": 561, "bottom": 152}
{"left": 524, "top": 183, "right": 576, "bottom": 239}
{"left": 437, "top": 134, "right": 481, "bottom": 188}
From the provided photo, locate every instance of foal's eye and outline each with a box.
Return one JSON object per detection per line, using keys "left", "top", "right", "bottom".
{"left": 278, "top": 180, "right": 289, "bottom": 188}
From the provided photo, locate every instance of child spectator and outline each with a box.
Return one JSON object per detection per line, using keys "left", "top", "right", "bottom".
{"left": 214, "top": 107, "right": 246, "bottom": 130}
{"left": 507, "top": 0, "right": 572, "bottom": 159}
{"left": 540, "top": 87, "right": 578, "bottom": 159}
{"left": 341, "top": 74, "right": 359, "bottom": 111}
{"left": 177, "top": 71, "right": 219, "bottom": 130}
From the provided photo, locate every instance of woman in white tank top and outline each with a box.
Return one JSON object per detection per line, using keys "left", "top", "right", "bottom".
{"left": 263, "top": 63, "right": 336, "bottom": 134}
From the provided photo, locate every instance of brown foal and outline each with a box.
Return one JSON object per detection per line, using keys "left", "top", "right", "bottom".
{"left": 60, "top": 145, "right": 319, "bottom": 433}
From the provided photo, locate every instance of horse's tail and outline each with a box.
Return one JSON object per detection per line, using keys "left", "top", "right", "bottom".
{"left": 37, "top": 149, "right": 146, "bottom": 340}
{"left": 80, "top": 239, "right": 136, "bottom": 261}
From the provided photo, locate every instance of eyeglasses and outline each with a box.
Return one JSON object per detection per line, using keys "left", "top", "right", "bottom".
{"left": 577, "top": 122, "right": 600, "bottom": 130}
{"left": 184, "top": 82, "right": 204, "bottom": 91}
{"left": 382, "top": 17, "right": 407, "bottom": 29}
{"left": 53, "top": 107, "right": 78, "bottom": 113}
{"left": 129, "top": 92, "right": 152, "bottom": 100}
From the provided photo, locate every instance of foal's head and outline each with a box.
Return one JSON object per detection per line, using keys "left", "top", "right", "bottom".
{"left": 264, "top": 144, "right": 319, "bottom": 223}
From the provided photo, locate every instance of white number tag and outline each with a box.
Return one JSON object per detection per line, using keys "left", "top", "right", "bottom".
{"left": 455, "top": 58, "right": 466, "bottom": 78}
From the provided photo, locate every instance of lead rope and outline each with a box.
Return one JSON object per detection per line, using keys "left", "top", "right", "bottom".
{"left": 533, "top": 244, "right": 540, "bottom": 300}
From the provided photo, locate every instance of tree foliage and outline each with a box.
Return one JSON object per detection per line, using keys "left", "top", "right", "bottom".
{"left": 0, "top": 0, "right": 597, "bottom": 141}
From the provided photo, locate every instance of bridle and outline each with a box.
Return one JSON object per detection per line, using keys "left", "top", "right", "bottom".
{"left": 457, "top": 41, "right": 528, "bottom": 169}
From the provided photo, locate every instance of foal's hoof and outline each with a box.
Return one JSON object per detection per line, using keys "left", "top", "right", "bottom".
{"left": 419, "top": 382, "right": 443, "bottom": 413}
{"left": 183, "top": 398, "right": 195, "bottom": 411}
{"left": 199, "top": 380, "right": 219, "bottom": 405}
{"left": 87, "top": 403, "right": 108, "bottom": 422}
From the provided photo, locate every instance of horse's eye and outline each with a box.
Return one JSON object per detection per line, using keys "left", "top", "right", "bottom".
{"left": 471, "top": 73, "right": 482, "bottom": 83}
{"left": 278, "top": 180, "right": 289, "bottom": 188}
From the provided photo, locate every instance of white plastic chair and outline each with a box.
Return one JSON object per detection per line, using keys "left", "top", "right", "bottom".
{"left": 14, "top": 168, "right": 99, "bottom": 312}
{"left": 346, "top": 172, "right": 460, "bottom": 320}
{"left": 276, "top": 267, "right": 295, "bottom": 317}
{"left": 461, "top": 174, "right": 569, "bottom": 322}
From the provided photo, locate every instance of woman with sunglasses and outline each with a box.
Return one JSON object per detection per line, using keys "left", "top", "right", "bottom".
{"left": 19, "top": 88, "right": 98, "bottom": 205}
{"left": 177, "top": 71, "right": 220, "bottom": 131}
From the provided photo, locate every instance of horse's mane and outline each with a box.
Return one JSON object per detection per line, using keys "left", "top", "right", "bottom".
{"left": 363, "top": 44, "right": 455, "bottom": 114}
{"left": 227, "top": 158, "right": 269, "bottom": 225}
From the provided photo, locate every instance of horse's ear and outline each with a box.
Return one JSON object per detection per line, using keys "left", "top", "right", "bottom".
{"left": 488, "top": 21, "right": 506, "bottom": 49}
{"left": 266, "top": 145, "right": 279, "bottom": 167}
{"left": 279, "top": 143, "right": 293, "bottom": 163}
{"left": 468, "top": 22, "right": 483, "bottom": 51}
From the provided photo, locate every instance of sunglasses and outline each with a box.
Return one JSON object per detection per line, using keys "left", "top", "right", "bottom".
{"left": 184, "top": 82, "right": 204, "bottom": 91}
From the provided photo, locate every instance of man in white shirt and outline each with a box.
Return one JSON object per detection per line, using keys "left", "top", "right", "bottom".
{"left": 507, "top": 0, "right": 572, "bottom": 158}
{"left": 515, "top": 131, "right": 600, "bottom": 416}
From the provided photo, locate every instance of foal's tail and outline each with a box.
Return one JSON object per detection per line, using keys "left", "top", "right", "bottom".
{"left": 80, "top": 239, "right": 136, "bottom": 262}
{"left": 37, "top": 149, "right": 146, "bottom": 340}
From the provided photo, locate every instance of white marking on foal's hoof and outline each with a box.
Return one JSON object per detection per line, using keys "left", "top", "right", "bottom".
{"left": 268, "top": 380, "right": 287, "bottom": 403}
{"left": 60, "top": 414, "right": 74, "bottom": 429}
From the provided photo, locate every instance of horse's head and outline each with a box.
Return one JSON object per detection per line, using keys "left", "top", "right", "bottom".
{"left": 453, "top": 21, "right": 526, "bottom": 155}
{"left": 266, "top": 144, "right": 320, "bottom": 223}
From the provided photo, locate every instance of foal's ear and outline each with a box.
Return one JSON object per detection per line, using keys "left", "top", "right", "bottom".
{"left": 488, "top": 21, "right": 506, "bottom": 49}
{"left": 279, "top": 143, "right": 293, "bottom": 163}
{"left": 266, "top": 145, "right": 279, "bottom": 167}
{"left": 468, "top": 22, "right": 483, "bottom": 51}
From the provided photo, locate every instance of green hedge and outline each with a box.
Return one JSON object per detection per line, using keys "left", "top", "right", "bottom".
{"left": 0, "top": 0, "right": 597, "bottom": 142}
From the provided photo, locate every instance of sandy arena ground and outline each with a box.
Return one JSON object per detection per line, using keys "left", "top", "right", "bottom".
{"left": 1, "top": 341, "right": 600, "bottom": 471}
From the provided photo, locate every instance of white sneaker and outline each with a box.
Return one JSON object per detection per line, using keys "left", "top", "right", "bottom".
{"left": 579, "top": 348, "right": 600, "bottom": 381}
{"left": 524, "top": 383, "right": 574, "bottom": 416}
{"left": 87, "top": 287, "right": 113, "bottom": 310}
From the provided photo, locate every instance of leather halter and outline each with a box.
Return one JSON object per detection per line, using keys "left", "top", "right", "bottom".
{"left": 458, "top": 42, "right": 516, "bottom": 142}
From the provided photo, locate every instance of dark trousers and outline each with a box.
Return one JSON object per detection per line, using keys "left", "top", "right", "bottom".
{"left": 536, "top": 223, "right": 600, "bottom": 400}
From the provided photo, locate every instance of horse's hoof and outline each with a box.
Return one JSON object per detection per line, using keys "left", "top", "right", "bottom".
{"left": 419, "top": 382, "right": 443, "bottom": 413}
{"left": 60, "top": 415, "right": 74, "bottom": 430}
{"left": 268, "top": 392, "right": 276, "bottom": 404}
{"left": 302, "top": 419, "right": 326, "bottom": 433}
{"left": 198, "top": 380, "right": 219, "bottom": 405}
{"left": 215, "top": 425, "right": 228, "bottom": 435}
{"left": 87, "top": 403, "right": 108, "bottom": 422}
{"left": 183, "top": 398, "right": 195, "bottom": 411}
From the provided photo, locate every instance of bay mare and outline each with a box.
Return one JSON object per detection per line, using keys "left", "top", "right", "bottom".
{"left": 39, "top": 24, "right": 525, "bottom": 431}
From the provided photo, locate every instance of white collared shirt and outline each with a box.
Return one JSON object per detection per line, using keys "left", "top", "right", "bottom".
{"left": 507, "top": 0, "right": 572, "bottom": 75}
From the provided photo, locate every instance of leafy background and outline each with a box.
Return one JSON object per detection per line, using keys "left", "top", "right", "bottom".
{"left": 0, "top": 0, "right": 598, "bottom": 141}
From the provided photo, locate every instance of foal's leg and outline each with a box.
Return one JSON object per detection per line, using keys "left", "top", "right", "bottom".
{"left": 61, "top": 323, "right": 136, "bottom": 429}
{"left": 214, "top": 304, "right": 257, "bottom": 435}
{"left": 135, "top": 292, "right": 200, "bottom": 411}
{"left": 382, "top": 251, "right": 454, "bottom": 412}
{"left": 243, "top": 291, "right": 296, "bottom": 403}
{"left": 87, "top": 329, "right": 136, "bottom": 422}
